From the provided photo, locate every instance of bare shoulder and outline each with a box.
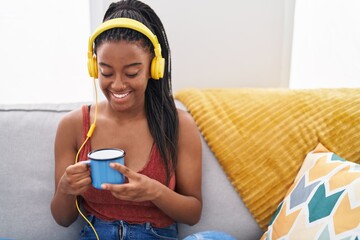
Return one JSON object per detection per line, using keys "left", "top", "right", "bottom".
{"left": 57, "top": 107, "right": 83, "bottom": 132}
{"left": 177, "top": 109, "right": 197, "bottom": 131}
{"left": 177, "top": 109, "right": 201, "bottom": 144}
{"left": 55, "top": 107, "right": 84, "bottom": 147}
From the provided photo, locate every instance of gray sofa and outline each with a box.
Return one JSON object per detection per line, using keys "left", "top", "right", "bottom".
{"left": 0, "top": 101, "right": 263, "bottom": 240}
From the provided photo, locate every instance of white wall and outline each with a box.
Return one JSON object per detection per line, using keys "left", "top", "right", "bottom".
{"left": 0, "top": 0, "right": 295, "bottom": 104}
{"left": 0, "top": 0, "right": 92, "bottom": 104}
{"left": 103, "top": 0, "right": 296, "bottom": 92}
{"left": 290, "top": 0, "right": 360, "bottom": 88}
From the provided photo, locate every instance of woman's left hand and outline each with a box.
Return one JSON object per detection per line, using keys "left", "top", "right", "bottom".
{"left": 101, "top": 163, "right": 162, "bottom": 202}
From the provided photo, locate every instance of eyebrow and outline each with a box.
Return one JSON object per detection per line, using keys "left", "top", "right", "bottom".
{"left": 98, "top": 62, "right": 142, "bottom": 68}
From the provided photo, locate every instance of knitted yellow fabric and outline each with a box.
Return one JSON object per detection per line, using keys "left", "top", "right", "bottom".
{"left": 175, "top": 88, "right": 360, "bottom": 230}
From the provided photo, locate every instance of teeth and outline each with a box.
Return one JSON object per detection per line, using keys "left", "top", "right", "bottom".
{"left": 113, "top": 92, "right": 129, "bottom": 99}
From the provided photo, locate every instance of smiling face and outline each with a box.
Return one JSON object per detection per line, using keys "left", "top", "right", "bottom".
{"left": 96, "top": 40, "right": 152, "bottom": 113}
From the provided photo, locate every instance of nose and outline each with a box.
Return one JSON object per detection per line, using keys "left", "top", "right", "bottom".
{"left": 111, "top": 73, "right": 126, "bottom": 91}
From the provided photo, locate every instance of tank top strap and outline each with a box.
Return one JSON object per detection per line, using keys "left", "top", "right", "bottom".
{"left": 79, "top": 105, "right": 91, "bottom": 161}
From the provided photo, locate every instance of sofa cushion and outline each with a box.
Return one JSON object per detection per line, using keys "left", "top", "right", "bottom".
{"left": 260, "top": 143, "right": 360, "bottom": 239}
{"left": 175, "top": 88, "right": 360, "bottom": 230}
{"left": 0, "top": 103, "right": 86, "bottom": 240}
{"left": 176, "top": 101, "right": 263, "bottom": 239}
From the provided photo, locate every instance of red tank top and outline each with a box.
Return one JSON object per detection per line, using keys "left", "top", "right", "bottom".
{"left": 79, "top": 105, "right": 176, "bottom": 227}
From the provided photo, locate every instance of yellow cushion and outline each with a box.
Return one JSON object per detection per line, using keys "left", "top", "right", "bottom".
{"left": 175, "top": 88, "right": 360, "bottom": 230}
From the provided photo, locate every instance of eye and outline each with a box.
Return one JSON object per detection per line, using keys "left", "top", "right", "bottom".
{"left": 100, "top": 72, "right": 113, "bottom": 78}
{"left": 126, "top": 72, "right": 139, "bottom": 78}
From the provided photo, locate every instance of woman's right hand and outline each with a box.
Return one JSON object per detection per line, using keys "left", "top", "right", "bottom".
{"left": 58, "top": 162, "right": 92, "bottom": 196}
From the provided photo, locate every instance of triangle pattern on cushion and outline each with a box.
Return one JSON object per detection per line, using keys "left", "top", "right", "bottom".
{"left": 308, "top": 183, "right": 344, "bottom": 222}
{"left": 309, "top": 156, "right": 343, "bottom": 182}
{"left": 319, "top": 225, "right": 330, "bottom": 240}
{"left": 289, "top": 175, "right": 320, "bottom": 209}
{"left": 329, "top": 165, "right": 360, "bottom": 191}
{"left": 331, "top": 153, "right": 346, "bottom": 162}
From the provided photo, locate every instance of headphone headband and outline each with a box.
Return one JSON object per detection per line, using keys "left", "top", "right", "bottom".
{"left": 87, "top": 18, "right": 165, "bottom": 80}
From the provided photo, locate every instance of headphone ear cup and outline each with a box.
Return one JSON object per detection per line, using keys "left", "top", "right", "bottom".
{"left": 151, "top": 56, "right": 165, "bottom": 80}
{"left": 88, "top": 55, "right": 98, "bottom": 78}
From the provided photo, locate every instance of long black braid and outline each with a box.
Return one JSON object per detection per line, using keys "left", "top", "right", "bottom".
{"left": 94, "top": 0, "right": 178, "bottom": 184}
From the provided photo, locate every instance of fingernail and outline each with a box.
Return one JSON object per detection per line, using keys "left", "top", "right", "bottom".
{"left": 110, "top": 163, "right": 115, "bottom": 168}
{"left": 101, "top": 184, "right": 107, "bottom": 189}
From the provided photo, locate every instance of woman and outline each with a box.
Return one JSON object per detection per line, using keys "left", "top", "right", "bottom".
{"left": 51, "top": 0, "right": 201, "bottom": 239}
{"left": 51, "top": 1, "right": 235, "bottom": 239}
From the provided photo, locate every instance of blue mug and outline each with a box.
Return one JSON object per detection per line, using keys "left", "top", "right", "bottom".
{"left": 83, "top": 148, "right": 126, "bottom": 189}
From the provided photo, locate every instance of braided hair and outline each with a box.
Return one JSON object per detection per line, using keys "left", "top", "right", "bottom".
{"left": 94, "top": 0, "right": 178, "bottom": 183}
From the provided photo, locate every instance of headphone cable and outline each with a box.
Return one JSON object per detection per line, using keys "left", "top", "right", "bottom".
{"left": 74, "top": 77, "right": 100, "bottom": 240}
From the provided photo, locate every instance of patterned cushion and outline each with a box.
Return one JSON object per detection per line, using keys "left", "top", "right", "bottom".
{"left": 261, "top": 143, "right": 360, "bottom": 240}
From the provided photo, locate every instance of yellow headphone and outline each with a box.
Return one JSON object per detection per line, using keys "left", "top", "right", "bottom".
{"left": 87, "top": 18, "right": 165, "bottom": 80}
